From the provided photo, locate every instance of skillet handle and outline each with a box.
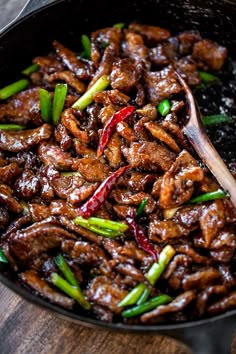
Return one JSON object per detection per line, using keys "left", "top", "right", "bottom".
{"left": 165, "top": 315, "right": 236, "bottom": 354}
{"left": 19, "top": 0, "right": 56, "bottom": 19}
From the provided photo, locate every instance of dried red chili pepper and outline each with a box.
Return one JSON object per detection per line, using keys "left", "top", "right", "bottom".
{"left": 126, "top": 209, "right": 158, "bottom": 261}
{"left": 97, "top": 105, "right": 135, "bottom": 157}
{"left": 78, "top": 165, "right": 130, "bottom": 218}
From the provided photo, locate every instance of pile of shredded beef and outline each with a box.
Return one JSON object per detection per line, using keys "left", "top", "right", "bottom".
{"left": 0, "top": 22, "right": 236, "bottom": 325}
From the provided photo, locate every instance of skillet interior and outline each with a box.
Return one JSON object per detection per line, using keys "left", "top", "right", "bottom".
{"left": 0, "top": 0, "right": 236, "bottom": 347}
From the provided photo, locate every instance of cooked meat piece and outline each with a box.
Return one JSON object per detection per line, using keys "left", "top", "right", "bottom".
{"left": 0, "top": 163, "right": 22, "bottom": 185}
{"left": 122, "top": 141, "right": 176, "bottom": 171}
{"left": 171, "top": 100, "right": 185, "bottom": 113}
{"left": 182, "top": 267, "right": 220, "bottom": 290}
{"left": 199, "top": 176, "right": 219, "bottom": 193}
{"left": 61, "top": 108, "right": 89, "bottom": 143}
{"left": 53, "top": 40, "right": 94, "bottom": 80}
{"left": 91, "top": 27, "right": 122, "bottom": 68}
{"left": 58, "top": 216, "right": 103, "bottom": 244}
{"left": 0, "top": 88, "right": 42, "bottom": 126}
{"left": 123, "top": 32, "right": 149, "bottom": 64}
{"left": 62, "top": 240, "right": 111, "bottom": 275}
{"left": 2, "top": 215, "right": 31, "bottom": 240}
{"left": 113, "top": 204, "right": 136, "bottom": 220}
{"left": 72, "top": 157, "right": 110, "bottom": 182}
{"left": 210, "top": 247, "right": 235, "bottom": 263}
{"left": 144, "top": 67, "right": 182, "bottom": 105}
{"left": 218, "top": 264, "right": 236, "bottom": 289}
{"left": 177, "top": 30, "right": 202, "bottom": 55}
{"left": 54, "top": 123, "right": 72, "bottom": 151}
{"left": 144, "top": 121, "right": 180, "bottom": 152}
{"left": 192, "top": 39, "right": 227, "bottom": 70}
{"left": 199, "top": 200, "right": 225, "bottom": 246}
{"left": 88, "top": 45, "right": 117, "bottom": 89}
{"left": 127, "top": 172, "right": 156, "bottom": 192}
{"left": 0, "top": 124, "right": 52, "bottom": 153}
{"left": 28, "top": 203, "right": 50, "bottom": 222}
{"left": 176, "top": 244, "right": 211, "bottom": 265}
{"left": 14, "top": 169, "right": 40, "bottom": 200}
{"left": 33, "top": 55, "right": 64, "bottom": 74}
{"left": 86, "top": 276, "right": 128, "bottom": 314}
{"left": 223, "top": 199, "right": 236, "bottom": 224}
{"left": 164, "top": 254, "right": 192, "bottom": 279}
{"left": 149, "top": 219, "right": 190, "bottom": 242}
{"left": 116, "top": 121, "right": 137, "bottom": 142}
{"left": 141, "top": 291, "right": 196, "bottom": 323}
{"left": 129, "top": 23, "right": 171, "bottom": 43}
{"left": 9, "top": 151, "right": 39, "bottom": 171}
{"left": 19, "top": 270, "right": 74, "bottom": 309}
{"left": 47, "top": 70, "right": 86, "bottom": 93}
{"left": 49, "top": 200, "right": 77, "bottom": 219}
{"left": 110, "top": 58, "right": 141, "bottom": 92}
{"left": 160, "top": 120, "right": 189, "bottom": 150}
{"left": 208, "top": 291, "right": 236, "bottom": 315}
{"left": 0, "top": 207, "right": 9, "bottom": 230}
{"left": 196, "top": 285, "right": 227, "bottom": 316}
{"left": 94, "top": 89, "right": 130, "bottom": 107}
{"left": 136, "top": 104, "right": 157, "bottom": 120}
{"left": 0, "top": 184, "right": 23, "bottom": 213}
{"left": 115, "top": 263, "right": 144, "bottom": 282}
{"left": 67, "top": 183, "right": 99, "bottom": 205}
{"left": 8, "top": 217, "right": 75, "bottom": 263}
{"left": 173, "top": 204, "right": 203, "bottom": 230}
{"left": 74, "top": 139, "right": 96, "bottom": 158}
{"left": 104, "top": 132, "right": 122, "bottom": 168}
{"left": 174, "top": 56, "right": 201, "bottom": 86}
{"left": 93, "top": 305, "right": 114, "bottom": 322}
{"left": 111, "top": 190, "right": 156, "bottom": 214}
{"left": 38, "top": 141, "right": 74, "bottom": 170}
{"left": 149, "top": 45, "right": 169, "bottom": 66}
{"left": 99, "top": 105, "right": 116, "bottom": 125}
{"left": 159, "top": 150, "right": 204, "bottom": 209}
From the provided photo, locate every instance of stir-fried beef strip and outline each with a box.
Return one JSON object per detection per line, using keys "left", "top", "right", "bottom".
{"left": 0, "top": 22, "right": 235, "bottom": 325}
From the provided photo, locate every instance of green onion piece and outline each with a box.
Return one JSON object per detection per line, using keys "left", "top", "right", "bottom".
{"left": 202, "top": 114, "right": 233, "bottom": 126}
{"left": 0, "top": 124, "right": 25, "bottom": 131}
{"left": 72, "top": 75, "right": 110, "bottom": 111}
{"left": 146, "top": 245, "right": 176, "bottom": 286}
{"left": 199, "top": 71, "right": 219, "bottom": 84}
{"left": 79, "top": 51, "right": 86, "bottom": 59}
{"left": 87, "top": 217, "right": 128, "bottom": 232}
{"left": 74, "top": 216, "right": 122, "bottom": 238}
{"left": 136, "top": 287, "right": 151, "bottom": 305}
{"left": 157, "top": 99, "right": 171, "bottom": 116}
{"left": 22, "top": 63, "right": 39, "bottom": 76}
{"left": 81, "top": 34, "right": 91, "bottom": 59}
{"left": 51, "top": 272, "right": 91, "bottom": 310}
{"left": 39, "top": 88, "right": 52, "bottom": 122}
{"left": 136, "top": 198, "right": 148, "bottom": 218}
{"left": 61, "top": 171, "right": 81, "bottom": 177}
{"left": 118, "top": 283, "right": 147, "bottom": 307}
{"left": 55, "top": 255, "right": 80, "bottom": 288}
{"left": 0, "top": 79, "right": 29, "bottom": 100}
{"left": 52, "top": 83, "right": 68, "bottom": 125}
{"left": 121, "top": 294, "right": 172, "bottom": 318}
{"left": 113, "top": 23, "right": 125, "bottom": 29}
{"left": 0, "top": 248, "right": 8, "bottom": 263}
{"left": 188, "top": 189, "right": 227, "bottom": 204}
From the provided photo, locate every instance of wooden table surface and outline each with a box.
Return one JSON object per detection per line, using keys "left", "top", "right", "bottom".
{"left": 0, "top": 1, "right": 235, "bottom": 354}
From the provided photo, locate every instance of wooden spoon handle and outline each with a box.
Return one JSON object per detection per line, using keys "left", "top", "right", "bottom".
{"left": 176, "top": 71, "right": 236, "bottom": 208}
{"left": 184, "top": 123, "right": 236, "bottom": 207}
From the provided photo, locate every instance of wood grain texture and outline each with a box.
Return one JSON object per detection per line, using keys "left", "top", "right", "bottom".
{"left": 0, "top": 2, "right": 235, "bottom": 354}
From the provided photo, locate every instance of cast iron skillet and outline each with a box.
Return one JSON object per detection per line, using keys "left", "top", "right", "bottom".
{"left": 0, "top": 0, "right": 236, "bottom": 353}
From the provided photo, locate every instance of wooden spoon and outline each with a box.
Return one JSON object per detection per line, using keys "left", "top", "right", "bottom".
{"left": 175, "top": 71, "right": 236, "bottom": 208}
